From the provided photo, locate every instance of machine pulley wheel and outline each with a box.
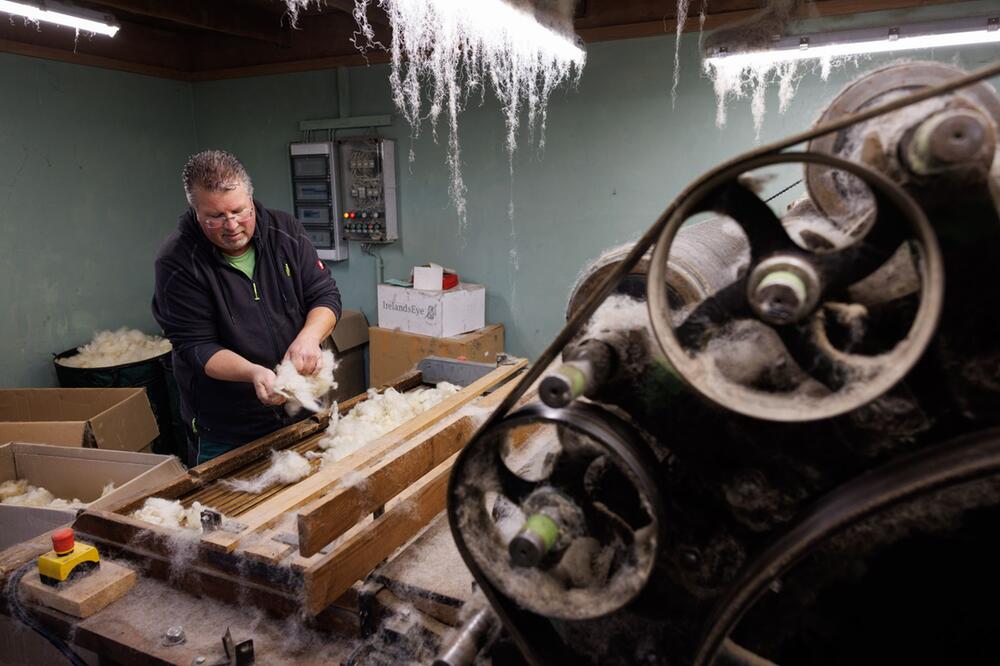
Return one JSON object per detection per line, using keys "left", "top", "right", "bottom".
{"left": 446, "top": 401, "right": 664, "bottom": 620}
{"left": 647, "top": 151, "right": 943, "bottom": 422}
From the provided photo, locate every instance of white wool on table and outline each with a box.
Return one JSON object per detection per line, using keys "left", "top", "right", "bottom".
{"left": 316, "top": 382, "right": 460, "bottom": 465}
{"left": 130, "top": 497, "right": 214, "bottom": 532}
{"left": 222, "top": 449, "right": 312, "bottom": 494}
{"left": 274, "top": 349, "right": 338, "bottom": 413}
{"left": 0, "top": 479, "right": 114, "bottom": 509}
{"left": 57, "top": 327, "right": 172, "bottom": 368}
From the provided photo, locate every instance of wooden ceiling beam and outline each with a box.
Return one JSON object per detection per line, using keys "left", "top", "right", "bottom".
{"left": 323, "top": 0, "right": 390, "bottom": 27}
{"left": 86, "top": 0, "right": 289, "bottom": 45}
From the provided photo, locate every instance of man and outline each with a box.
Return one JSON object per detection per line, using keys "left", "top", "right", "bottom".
{"left": 153, "top": 150, "right": 341, "bottom": 465}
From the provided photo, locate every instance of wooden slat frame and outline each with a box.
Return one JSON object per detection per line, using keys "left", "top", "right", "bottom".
{"left": 301, "top": 451, "right": 457, "bottom": 614}
{"left": 199, "top": 360, "right": 527, "bottom": 554}
{"left": 296, "top": 372, "right": 527, "bottom": 556}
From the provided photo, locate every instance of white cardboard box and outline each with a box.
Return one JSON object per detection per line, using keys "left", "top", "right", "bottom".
{"left": 377, "top": 282, "right": 486, "bottom": 338}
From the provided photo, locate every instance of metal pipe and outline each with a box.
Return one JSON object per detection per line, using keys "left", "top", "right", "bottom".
{"left": 433, "top": 607, "right": 498, "bottom": 666}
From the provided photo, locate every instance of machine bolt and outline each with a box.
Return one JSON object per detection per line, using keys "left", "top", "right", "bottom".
{"left": 751, "top": 271, "right": 808, "bottom": 325}
{"left": 540, "top": 364, "right": 587, "bottom": 408}
{"left": 747, "top": 256, "right": 822, "bottom": 326}
{"left": 906, "top": 109, "right": 995, "bottom": 175}
{"left": 680, "top": 548, "right": 701, "bottom": 569}
{"left": 509, "top": 513, "right": 560, "bottom": 567}
{"left": 162, "top": 625, "right": 187, "bottom": 647}
{"left": 192, "top": 658, "right": 206, "bottom": 665}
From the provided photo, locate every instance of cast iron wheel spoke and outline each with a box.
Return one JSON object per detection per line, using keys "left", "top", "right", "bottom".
{"left": 710, "top": 180, "right": 798, "bottom": 261}
{"left": 775, "top": 315, "right": 866, "bottom": 392}
{"left": 676, "top": 278, "right": 752, "bottom": 349}
{"left": 495, "top": 448, "right": 543, "bottom": 504}
{"left": 810, "top": 191, "right": 911, "bottom": 290}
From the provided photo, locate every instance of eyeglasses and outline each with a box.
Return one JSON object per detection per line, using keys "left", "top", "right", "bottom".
{"left": 200, "top": 203, "right": 254, "bottom": 229}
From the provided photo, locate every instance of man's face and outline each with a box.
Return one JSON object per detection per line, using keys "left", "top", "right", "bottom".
{"left": 191, "top": 184, "right": 256, "bottom": 256}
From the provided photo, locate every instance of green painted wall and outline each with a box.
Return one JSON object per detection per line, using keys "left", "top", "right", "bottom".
{"left": 4, "top": 1, "right": 1000, "bottom": 388}
{"left": 0, "top": 54, "right": 196, "bottom": 387}
{"left": 192, "top": 8, "right": 1000, "bottom": 361}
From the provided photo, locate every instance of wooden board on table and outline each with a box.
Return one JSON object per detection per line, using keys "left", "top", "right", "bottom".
{"left": 370, "top": 514, "right": 474, "bottom": 626}
{"left": 296, "top": 372, "right": 527, "bottom": 557}
{"left": 20, "top": 559, "right": 137, "bottom": 618}
{"left": 297, "top": 412, "right": 474, "bottom": 556}
{"left": 301, "top": 451, "right": 457, "bottom": 615}
{"left": 189, "top": 370, "right": 423, "bottom": 485}
{"left": 200, "top": 360, "right": 526, "bottom": 555}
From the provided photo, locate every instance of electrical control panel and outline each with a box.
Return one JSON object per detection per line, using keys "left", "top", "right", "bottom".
{"left": 289, "top": 142, "right": 348, "bottom": 262}
{"left": 337, "top": 137, "right": 398, "bottom": 243}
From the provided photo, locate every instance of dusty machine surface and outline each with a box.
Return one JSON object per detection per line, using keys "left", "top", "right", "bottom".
{"left": 446, "top": 61, "right": 1000, "bottom": 665}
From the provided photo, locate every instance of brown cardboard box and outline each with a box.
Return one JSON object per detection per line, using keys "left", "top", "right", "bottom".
{"left": 330, "top": 309, "right": 369, "bottom": 402}
{"left": 0, "top": 388, "right": 159, "bottom": 452}
{"left": 369, "top": 324, "right": 504, "bottom": 387}
{"left": 0, "top": 442, "right": 187, "bottom": 549}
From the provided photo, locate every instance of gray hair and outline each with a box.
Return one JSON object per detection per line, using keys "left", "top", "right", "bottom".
{"left": 182, "top": 150, "right": 253, "bottom": 205}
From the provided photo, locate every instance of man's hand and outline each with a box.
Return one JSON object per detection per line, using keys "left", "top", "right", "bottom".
{"left": 250, "top": 365, "right": 286, "bottom": 405}
{"left": 284, "top": 333, "right": 323, "bottom": 376}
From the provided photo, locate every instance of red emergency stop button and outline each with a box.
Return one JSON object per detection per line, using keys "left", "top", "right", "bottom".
{"left": 52, "top": 528, "right": 75, "bottom": 555}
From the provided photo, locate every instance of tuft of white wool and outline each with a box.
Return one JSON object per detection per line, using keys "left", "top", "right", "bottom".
{"left": 317, "top": 382, "right": 461, "bottom": 464}
{"left": 274, "top": 350, "right": 338, "bottom": 413}
{"left": 0, "top": 478, "right": 115, "bottom": 509}
{"left": 130, "top": 497, "right": 214, "bottom": 532}
{"left": 350, "top": 0, "right": 585, "bottom": 226}
{"left": 222, "top": 450, "right": 313, "bottom": 494}
{"left": 57, "top": 327, "right": 172, "bottom": 368}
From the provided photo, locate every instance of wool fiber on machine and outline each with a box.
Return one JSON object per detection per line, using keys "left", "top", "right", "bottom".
{"left": 57, "top": 327, "right": 172, "bottom": 368}
{"left": 0, "top": 479, "right": 115, "bottom": 509}
{"left": 315, "top": 382, "right": 460, "bottom": 465}
{"left": 274, "top": 349, "right": 338, "bottom": 413}
{"left": 223, "top": 450, "right": 313, "bottom": 494}
{"left": 130, "top": 497, "right": 214, "bottom": 532}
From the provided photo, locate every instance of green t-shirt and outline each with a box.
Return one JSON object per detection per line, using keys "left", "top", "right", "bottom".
{"left": 224, "top": 246, "right": 256, "bottom": 280}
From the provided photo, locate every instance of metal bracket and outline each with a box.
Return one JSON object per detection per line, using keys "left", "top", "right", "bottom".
{"left": 222, "top": 628, "right": 255, "bottom": 666}
{"left": 417, "top": 356, "right": 497, "bottom": 387}
{"left": 200, "top": 510, "right": 247, "bottom": 534}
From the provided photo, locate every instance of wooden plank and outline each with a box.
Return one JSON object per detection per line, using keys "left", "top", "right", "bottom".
{"left": 191, "top": 416, "right": 325, "bottom": 482}
{"left": 200, "top": 360, "right": 526, "bottom": 554}
{"left": 93, "top": 0, "right": 288, "bottom": 45}
{"left": 301, "top": 452, "right": 458, "bottom": 615}
{"left": 20, "top": 560, "right": 136, "bottom": 619}
{"left": 0, "top": 37, "right": 190, "bottom": 81}
{"left": 295, "top": 374, "right": 526, "bottom": 556}
{"left": 297, "top": 412, "right": 475, "bottom": 556}
{"left": 577, "top": 0, "right": 963, "bottom": 42}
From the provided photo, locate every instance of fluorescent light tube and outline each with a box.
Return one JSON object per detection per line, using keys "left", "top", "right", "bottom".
{"left": 0, "top": 0, "right": 120, "bottom": 37}
{"left": 706, "top": 15, "right": 999, "bottom": 68}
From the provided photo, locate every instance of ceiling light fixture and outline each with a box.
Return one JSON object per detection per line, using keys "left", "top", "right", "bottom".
{"left": 0, "top": 0, "right": 120, "bottom": 37}
{"left": 705, "top": 15, "right": 999, "bottom": 67}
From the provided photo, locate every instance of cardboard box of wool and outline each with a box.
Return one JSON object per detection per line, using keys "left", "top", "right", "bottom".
{"left": 0, "top": 388, "right": 159, "bottom": 452}
{"left": 0, "top": 442, "right": 186, "bottom": 549}
{"left": 368, "top": 324, "right": 504, "bottom": 387}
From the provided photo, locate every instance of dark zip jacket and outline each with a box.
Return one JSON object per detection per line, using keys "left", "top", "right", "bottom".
{"left": 152, "top": 201, "right": 342, "bottom": 446}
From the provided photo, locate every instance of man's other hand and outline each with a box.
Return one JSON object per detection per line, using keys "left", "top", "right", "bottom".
{"left": 250, "top": 365, "right": 286, "bottom": 405}
{"left": 284, "top": 334, "right": 322, "bottom": 375}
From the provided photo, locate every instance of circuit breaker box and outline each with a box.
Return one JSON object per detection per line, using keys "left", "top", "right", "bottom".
{"left": 337, "top": 137, "right": 398, "bottom": 243}
{"left": 289, "top": 142, "right": 348, "bottom": 262}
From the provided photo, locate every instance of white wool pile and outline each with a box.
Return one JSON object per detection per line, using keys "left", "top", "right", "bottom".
{"left": 316, "top": 382, "right": 460, "bottom": 465}
{"left": 130, "top": 497, "right": 213, "bottom": 532}
{"left": 222, "top": 450, "right": 312, "bottom": 494}
{"left": 58, "top": 328, "right": 172, "bottom": 368}
{"left": 274, "top": 350, "right": 338, "bottom": 413}
{"left": 0, "top": 479, "right": 115, "bottom": 509}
